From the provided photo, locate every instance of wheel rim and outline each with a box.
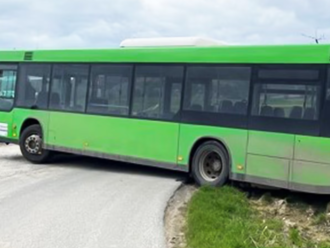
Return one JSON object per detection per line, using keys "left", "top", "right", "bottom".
{"left": 199, "top": 150, "right": 222, "bottom": 182}
{"left": 24, "top": 134, "right": 42, "bottom": 155}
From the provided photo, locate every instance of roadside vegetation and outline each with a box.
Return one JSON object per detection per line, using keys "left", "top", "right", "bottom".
{"left": 185, "top": 186, "right": 330, "bottom": 248}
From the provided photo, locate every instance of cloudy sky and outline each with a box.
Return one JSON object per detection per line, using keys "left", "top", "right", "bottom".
{"left": 0, "top": 0, "right": 329, "bottom": 49}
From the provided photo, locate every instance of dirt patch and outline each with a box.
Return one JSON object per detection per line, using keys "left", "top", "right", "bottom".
{"left": 249, "top": 192, "right": 330, "bottom": 245}
{"left": 165, "top": 184, "right": 197, "bottom": 248}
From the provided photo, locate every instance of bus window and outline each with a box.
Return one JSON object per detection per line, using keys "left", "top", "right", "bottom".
{"left": 184, "top": 66, "right": 251, "bottom": 115}
{"left": 132, "top": 65, "right": 184, "bottom": 120}
{"left": 184, "top": 66, "right": 215, "bottom": 112}
{"left": 0, "top": 65, "right": 17, "bottom": 111}
{"left": 16, "top": 64, "right": 51, "bottom": 109}
{"left": 50, "top": 64, "right": 89, "bottom": 112}
{"left": 252, "top": 84, "right": 320, "bottom": 120}
{"left": 190, "top": 83, "right": 205, "bottom": 111}
{"left": 326, "top": 67, "right": 330, "bottom": 100}
{"left": 87, "top": 65, "right": 133, "bottom": 116}
{"left": 170, "top": 83, "right": 182, "bottom": 114}
{"left": 213, "top": 67, "right": 250, "bottom": 115}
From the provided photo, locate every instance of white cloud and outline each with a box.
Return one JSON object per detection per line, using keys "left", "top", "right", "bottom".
{"left": 0, "top": 0, "right": 329, "bottom": 49}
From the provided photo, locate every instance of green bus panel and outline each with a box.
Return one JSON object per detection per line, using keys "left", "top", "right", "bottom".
{"left": 295, "top": 135, "right": 330, "bottom": 164}
{"left": 246, "top": 155, "right": 290, "bottom": 185}
{"left": 246, "top": 154, "right": 290, "bottom": 183}
{"left": 178, "top": 124, "right": 248, "bottom": 174}
{"left": 245, "top": 131, "right": 294, "bottom": 183}
{"left": 291, "top": 161, "right": 330, "bottom": 186}
{"left": 291, "top": 135, "right": 330, "bottom": 187}
{"left": 47, "top": 112, "right": 180, "bottom": 165}
{"left": 0, "top": 51, "right": 24, "bottom": 62}
{"left": 247, "top": 131, "right": 294, "bottom": 159}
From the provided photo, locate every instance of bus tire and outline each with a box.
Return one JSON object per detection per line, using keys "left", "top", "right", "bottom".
{"left": 19, "top": 124, "right": 51, "bottom": 164}
{"left": 191, "top": 141, "right": 229, "bottom": 187}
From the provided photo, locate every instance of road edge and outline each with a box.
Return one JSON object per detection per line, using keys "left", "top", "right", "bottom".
{"left": 164, "top": 184, "right": 197, "bottom": 248}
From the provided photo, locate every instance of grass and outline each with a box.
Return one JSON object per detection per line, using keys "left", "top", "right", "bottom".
{"left": 289, "top": 228, "right": 303, "bottom": 247}
{"left": 313, "top": 213, "right": 328, "bottom": 225}
{"left": 186, "top": 186, "right": 285, "bottom": 248}
{"left": 186, "top": 186, "right": 330, "bottom": 248}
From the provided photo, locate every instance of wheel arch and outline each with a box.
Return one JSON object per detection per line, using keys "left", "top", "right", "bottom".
{"left": 188, "top": 136, "right": 232, "bottom": 173}
{"left": 19, "top": 118, "right": 44, "bottom": 137}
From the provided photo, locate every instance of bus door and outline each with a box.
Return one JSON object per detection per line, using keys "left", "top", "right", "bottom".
{"left": 247, "top": 73, "right": 295, "bottom": 188}
{"left": 248, "top": 65, "right": 323, "bottom": 189}
{"left": 292, "top": 67, "right": 329, "bottom": 189}
{"left": 0, "top": 64, "right": 18, "bottom": 140}
{"left": 320, "top": 68, "right": 330, "bottom": 140}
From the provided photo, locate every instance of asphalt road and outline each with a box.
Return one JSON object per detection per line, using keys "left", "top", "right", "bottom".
{"left": 0, "top": 145, "right": 185, "bottom": 248}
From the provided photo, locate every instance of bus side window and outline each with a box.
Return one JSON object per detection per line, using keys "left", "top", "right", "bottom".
{"left": 87, "top": 65, "right": 133, "bottom": 116}
{"left": 49, "top": 64, "right": 89, "bottom": 112}
{"left": 184, "top": 66, "right": 251, "bottom": 115}
{"left": 16, "top": 64, "right": 51, "bottom": 109}
{"left": 131, "top": 65, "right": 184, "bottom": 120}
{"left": 215, "top": 67, "right": 250, "bottom": 115}
{"left": 184, "top": 67, "right": 215, "bottom": 112}
{"left": 252, "top": 66, "right": 321, "bottom": 121}
{"left": 326, "top": 68, "right": 330, "bottom": 101}
{"left": 169, "top": 82, "right": 182, "bottom": 115}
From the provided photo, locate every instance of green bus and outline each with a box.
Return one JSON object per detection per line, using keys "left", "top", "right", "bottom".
{"left": 1, "top": 41, "right": 330, "bottom": 194}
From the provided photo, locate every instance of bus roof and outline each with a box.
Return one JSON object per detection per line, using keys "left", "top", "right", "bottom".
{"left": 0, "top": 44, "right": 329, "bottom": 64}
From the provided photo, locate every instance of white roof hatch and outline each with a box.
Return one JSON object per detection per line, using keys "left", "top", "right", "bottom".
{"left": 120, "top": 37, "right": 227, "bottom": 48}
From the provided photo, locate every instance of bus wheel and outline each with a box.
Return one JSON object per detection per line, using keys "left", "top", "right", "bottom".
{"left": 191, "top": 141, "right": 229, "bottom": 187}
{"left": 19, "top": 124, "right": 51, "bottom": 164}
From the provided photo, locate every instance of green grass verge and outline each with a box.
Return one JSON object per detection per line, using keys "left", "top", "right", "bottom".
{"left": 186, "top": 186, "right": 330, "bottom": 248}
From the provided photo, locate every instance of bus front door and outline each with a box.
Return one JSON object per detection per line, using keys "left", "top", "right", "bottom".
{"left": 0, "top": 64, "right": 18, "bottom": 142}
